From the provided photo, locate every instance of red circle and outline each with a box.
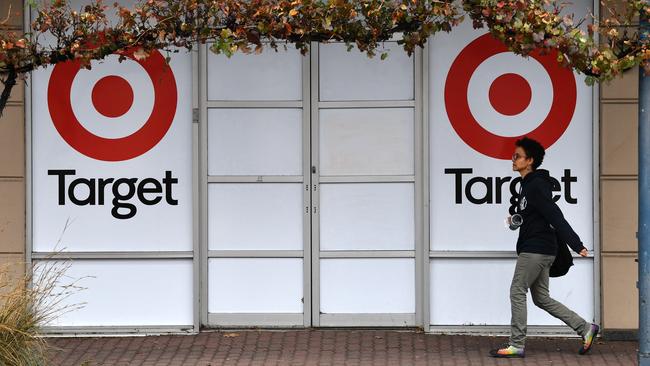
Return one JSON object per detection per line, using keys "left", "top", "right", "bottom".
{"left": 48, "top": 49, "right": 177, "bottom": 161}
{"left": 91, "top": 75, "right": 134, "bottom": 118}
{"left": 445, "top": 33, "right": 576, "bottom": 160}
{"left": 488, "top": 73, "right": 531, "bottom": 116}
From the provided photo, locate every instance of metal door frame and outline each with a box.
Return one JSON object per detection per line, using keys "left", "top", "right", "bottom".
{"left": 309, "top": 42, "right": 425, "bottom": 327}
{"left": 199, "top": 43, "right": 312, "bottom": 327}
{"left": 199, "top": 42, "right": 425, "bottom": 328}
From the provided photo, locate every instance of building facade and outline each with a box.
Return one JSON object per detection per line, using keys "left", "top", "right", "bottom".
{"left": 0, "top": 0, "right": 638, "bottom": 337}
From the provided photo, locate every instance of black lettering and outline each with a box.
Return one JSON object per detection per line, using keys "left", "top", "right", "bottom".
{"left": 508, "top": 177, "right": 522, "bottom": 215}
{"left": 509, "top": 177, "right": 522, "bottom": 197}
{"left": 562, "top": 169, "right": 578, "bottom": 204}
{"left": 445, "top": 167, "right": 578, "bottom": 209}
{"left": 48, "top": 169, "right": 75, "bottom": 205}
{"left": 550, "top": 176, "right": 561, "bottom": 202}
{"left": 97, "top": 178, "right": 114, "bottom": 205}
{"left": 465, "top": 176, "right": 493, "bottom": 204}
{"left": 495, "top": 176, "right": 511, "bottom": 204}
{"left": 47, "top": 170, "right": 180, "bottom": 219}
{"left": 68, "top": 178, "right": 96, "bottom": 205}
{"left": 112, "top": 178, "right": 137, "bottom": 219}
{"left": 163, "top": 171, "right": 178, "bottom": 205}
{"left": 444, "top": 168, "right": 473, "bottom": 204}
{"left": 137, "top": 178, "right": 163, "bottom": 205}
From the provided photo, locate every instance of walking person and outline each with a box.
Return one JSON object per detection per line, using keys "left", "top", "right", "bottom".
{"left": 489, "top": 137, "right": 599, "bottom": 358}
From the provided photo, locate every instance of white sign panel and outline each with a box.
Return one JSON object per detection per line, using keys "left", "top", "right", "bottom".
{"left": 430, "top": 259, "right": 594, "bottom": 325}
{"left": 32, "top": 48, "right": 193, "bottom": 252}
{"left": 429, "top": 19, "right": 593, "bottom": 252}
{"left": 41, "top": 259, "right": 194, "bottom": 326}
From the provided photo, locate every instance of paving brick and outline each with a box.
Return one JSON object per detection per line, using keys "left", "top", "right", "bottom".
{"left": 46, "top": 330, "right": 638, "bottom": 366}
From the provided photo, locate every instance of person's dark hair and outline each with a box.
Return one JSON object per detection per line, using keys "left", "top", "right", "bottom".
{"left": 515, "top": 137, "right": 545, "bottom": 170}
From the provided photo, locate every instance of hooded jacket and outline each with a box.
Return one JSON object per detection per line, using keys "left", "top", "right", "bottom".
{"left": 515, "top": 169, "right": 586, "bottom": 256}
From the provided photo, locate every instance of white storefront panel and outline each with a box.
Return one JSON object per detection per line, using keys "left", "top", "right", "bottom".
{"left": 320, "top": 259, "right": 415, "bottom": 314}
{"left": 204, "top": 46, "right": 307, "bottom": 325}
{"left": 32, "top": 51, "right": 193, "bottom": 253}
{"left": 207, "top": 109, "right": 303, "bottom": 176}
{"left": 428, "top": 3, "right": 594, "bottom": 327}
{"left": 314, "top": 41, "right": 418, "bottom": 326}
{"left": 207, "top": 46, "right": 303, "bottom": 101}
{"left": 430, "top": 259, "right": 594, "bottom": 325}
{"left": 319, "top": 42, "right": 413, "bottom": 101}
{"left": 208, "top": 258, "right": 303, "bottom": 313}
{"left": 319, "top": 108, "right": 415, "bottom": 176}
{"left": 30, "top": 1, "right": 194, "bottom": 329}
{"left": 38, "top": 260, "right": 193, "bottom": 327}
{"left": 208, "top": 183, "right": 304, "bottom": 251}
{"left": 319, "top": 183, "right": 414, "bottom": 251}
{"left": 27, "top": 0, "right": 598, "bottom": 331}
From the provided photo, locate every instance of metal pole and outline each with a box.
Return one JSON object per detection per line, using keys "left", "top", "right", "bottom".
{"left": 639, "top": 4, "right": 650, "bottom": 365}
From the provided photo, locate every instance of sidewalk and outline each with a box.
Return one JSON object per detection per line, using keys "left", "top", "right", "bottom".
{"left": 48, "top": 330, "right": 638, "bottom": 366}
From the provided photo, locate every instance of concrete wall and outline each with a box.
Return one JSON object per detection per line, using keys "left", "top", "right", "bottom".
{"left": 0, "top": 0, "right": 25, "bottom": 282}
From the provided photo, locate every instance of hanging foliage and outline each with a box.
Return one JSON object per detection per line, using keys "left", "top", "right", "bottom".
{"left": 465, "top": 0, "right": 649, "bottom": 84}
{"left": 0, "top": 0, "right": 648, "bottom": 114}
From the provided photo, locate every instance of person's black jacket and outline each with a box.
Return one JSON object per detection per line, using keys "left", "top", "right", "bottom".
{"left": 515, "top": 169, "right": 586, "bottom": 255}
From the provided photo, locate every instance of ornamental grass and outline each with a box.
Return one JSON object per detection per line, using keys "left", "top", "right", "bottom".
{"left": 0, "top": 255, "right": 83, "bottom": 366}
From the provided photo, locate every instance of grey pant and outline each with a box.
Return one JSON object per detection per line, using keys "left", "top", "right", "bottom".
{"left": 509, "top": 252, "right": 589, "bottom": 348}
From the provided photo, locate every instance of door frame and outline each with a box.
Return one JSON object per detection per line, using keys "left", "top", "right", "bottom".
{"left": 309, "top": 42, "right": 425, "bottom": 327}
{"left": 199, "top": 43, "right": 313, "bottom": 327}
{"left": 198, "top": 41, "right": 426, "bottom": 328}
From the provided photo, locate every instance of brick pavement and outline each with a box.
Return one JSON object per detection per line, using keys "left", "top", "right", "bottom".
{"left": 47, "top": 330, "right": 638, "bottom": 366}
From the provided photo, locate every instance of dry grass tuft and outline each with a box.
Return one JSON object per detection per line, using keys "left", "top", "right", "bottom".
{"left": 0, "top": 219, "right": 86, "bottom": 365}
{"left": 0, "top": 253, "right": 84, "bottom": 365}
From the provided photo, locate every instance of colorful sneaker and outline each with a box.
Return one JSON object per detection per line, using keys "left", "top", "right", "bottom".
{"left": 579, "top": 323, "right": 600, "bottom": 355}
{"left": 489, "top": 345, "right": 525, "bottom": 358}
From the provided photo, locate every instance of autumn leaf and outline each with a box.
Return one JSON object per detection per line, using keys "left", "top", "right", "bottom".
{"left": 132, "top": 47, "right": 150, "bottom": 60}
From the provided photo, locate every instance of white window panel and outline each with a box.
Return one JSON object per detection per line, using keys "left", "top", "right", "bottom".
{"left": 428, "top": 20, "right": 593, "bottom": 253}
{"left": 319, "top": 108, "right": 414, "bottom": 176}
{"left": 320, "top": 183, "right": 414, "bottom": 250}
{"left": 208, "top": 183, "right": 303, "bottom": 250}
{"left": 208, "top": 258, "right": 303, "bottom": 313}
{"left": 429, "top": 195, "right": 520, "bottom": 252}
{"left": 319, "top": 43, "right": 413, "bottom": 101}
{"left": 37, "top": 259, "right": 193, "bottom": 326}
{"left": 320, "top": 259, "right": 415, "bottom": 313}
{"left": 207, "top": 47, "right": 302, "bottom": 101}
{"left": 31, "top": 32, "right": 193, "bottom": 254}
{"left": 208, "top": 109, "right": 303, "bottom": 176}
{"left": 430, "top": 259, "right": 594, "bottom": 325}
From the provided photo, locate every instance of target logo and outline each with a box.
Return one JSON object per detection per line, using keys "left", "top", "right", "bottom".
{"left": 47, "top": 48, "right": 177, "bottom": 162}
{"left": 445, "top": 33, "right": 576, "bottom": 160}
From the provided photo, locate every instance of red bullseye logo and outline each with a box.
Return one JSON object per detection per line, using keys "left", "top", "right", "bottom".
{"left": 48, "top": 49, "right": 177, "bottom": 161}
{"left": 445, "top": 33, "right": 576, "bottom": 160}
{"left": 91, "top": 75, "right": 135, "bottom": 118}
{"left": 488, "top": 73, "right": 532, "bottom": 116}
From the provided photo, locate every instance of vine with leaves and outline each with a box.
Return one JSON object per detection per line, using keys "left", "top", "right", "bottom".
{"left": 0, "top": 0, "right": 648, "bottom": 115}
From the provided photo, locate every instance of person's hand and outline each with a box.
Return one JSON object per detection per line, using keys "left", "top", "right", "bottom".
{"left": 579, "top": 248, "right": 588, "bottom": 257}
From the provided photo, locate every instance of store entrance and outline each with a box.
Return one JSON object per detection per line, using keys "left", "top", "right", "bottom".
{"left": 201, "top": 42, "right": 421, "bottom": 327}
